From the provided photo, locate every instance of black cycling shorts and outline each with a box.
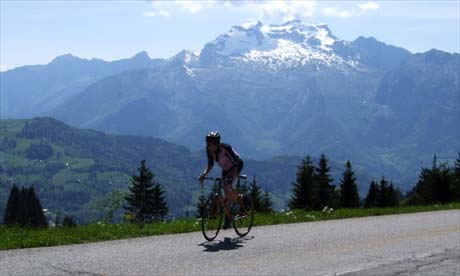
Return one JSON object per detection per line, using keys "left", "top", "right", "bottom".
{"left": 222, "top": 161, "right": 244, "bottom": 179}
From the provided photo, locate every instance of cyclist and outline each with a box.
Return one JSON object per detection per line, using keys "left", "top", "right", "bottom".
{"left": 198, "top": 131, "right": 244, "bottom": 229}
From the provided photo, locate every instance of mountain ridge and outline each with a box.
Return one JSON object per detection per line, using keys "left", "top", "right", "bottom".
{"left": 1, "top": 20, "right": 458, "bottom": 195}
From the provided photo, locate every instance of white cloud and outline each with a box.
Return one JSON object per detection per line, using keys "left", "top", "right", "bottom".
{"left": 321, "top": 1, "right": 380, "bottom": 18}
{"left": 177, "top": 1, "right": 203, "bottom": 14}
{"left": 144, "top": 0, "right": 317, "bottom": 21}
{"left": 359, "top": 1, "right": 380, "bottom": 11}
{"left": 145, "top": 0, "right": 203, "bottom": 17}
{"left": 143, "top": 9, "right": 171, "bottom": 18}
{"left": 257, "top": 1, "right": 318, "bottom": 21}
{"left": 322, "top": 7, "right": 352, "bottom": 18}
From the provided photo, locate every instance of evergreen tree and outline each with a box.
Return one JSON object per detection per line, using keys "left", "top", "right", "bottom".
{"left": 124, "top": 160, "right": 156, "bottom": 224}
{"left": 315, "top": 154, "right": 335, "bottom": 209}
{"left": 379, "top": 176, "right": 390, "bottom": 207}
{"left": 364, "top": 181, "right": 380, "bottom": 208}
{"left": 3, "top": 185, "right": 20, "bottom": 225}
{"left": 407, "top": 167, "right": 432, "bottom": 205}
{"left": 339, "top": 160, "right": 360, "bottom": 208}
{"left": 387, "top": 182, "right": 400, "bottom": 207}
{"left": 17, "top": 187, "right": 28, "bottom": 226}
{"left": 452, "top": 153, "right": 460, "bottom": 201}
{"left": 4, "top": 185, "right": 47, "bottom": 227}
{"left": 435, "top": 162, "right": 451, "bottom": 203}
{"left": 249, "top": 176, "right": 264, "bottom": 212}
{"left": 289, "top": 156, "right": 317, "bottom": 210}
{"left": 151, "top": 182, "right": 168, "bottom": 221}
{"left": 407, "top": 155, "right": 453, "bottom": 205}
{"left": 365, "top": 177, "right": 400, "bottom": 207}
{"left": 28, "top": 186, "right": 47, "bottom": 227}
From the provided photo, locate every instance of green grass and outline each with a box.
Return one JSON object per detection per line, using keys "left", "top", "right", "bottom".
{"left": 253, "top": 203, "right": 460, "bottom": 226}
{"left": 1, "top": 203, "right": 458, "bottom": 251}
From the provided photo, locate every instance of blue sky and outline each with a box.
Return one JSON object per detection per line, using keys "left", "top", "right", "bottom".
{"left": 1, "top": 1, "right": 459, "bottom": 71}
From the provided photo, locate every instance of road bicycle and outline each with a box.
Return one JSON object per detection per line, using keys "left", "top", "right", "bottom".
{"left": 200, "top": 175, "right": 254, "bottom": 241}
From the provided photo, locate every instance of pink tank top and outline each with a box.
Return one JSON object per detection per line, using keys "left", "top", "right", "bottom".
{"left": 217, "top": 148, "right": 234, "bottom": 171}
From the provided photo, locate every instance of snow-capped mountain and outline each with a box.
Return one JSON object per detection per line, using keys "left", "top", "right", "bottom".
{"left": 2, "top": 20, "right": 457, "bottom": 189}
{"left": 49, "top": 21, "right": 412, "bottom": 155}
{"left": 199, "top": 20, "right": 361, "bottom": 70}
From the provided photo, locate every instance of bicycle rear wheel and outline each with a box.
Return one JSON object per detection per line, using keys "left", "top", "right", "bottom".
{"left": 201, "top": 196, "right": 223, "bottom": 241}
{"left": 232, "top": 194, "right": 254, "bottom": 237}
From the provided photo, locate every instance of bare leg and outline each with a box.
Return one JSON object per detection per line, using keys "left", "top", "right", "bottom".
{"left": 223, "top": 169, "right": 239, "bottom": 205}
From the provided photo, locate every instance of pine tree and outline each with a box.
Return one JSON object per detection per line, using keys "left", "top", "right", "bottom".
{"left": 29, "top": 186, "right": 47, "bottom": 227}
{"left": 407, "top": 155, "right": 453, "bottom": 205}
{"left": 435, "top": 162, "right": 451, "bottom": 203}
{"left": 364, "top": 181, "right": 380, "bottom": 208}
{"left": 151, "top": 182, "right": 168, "bottom": 221}
{"left": 379, "top": 176, "right": 390, "bottom": 207}
{"left": 124, "top": 160, "right": 156, "bottom": 224}
{"left": 339, "top": 160, "right": 360, "bottom": 208}
{"left": 16, "top": 187, "right": 27, "bottom": 226}
{"left": 289, "top": 156, "right": 317, "bottom": 210}
{"left": 452, "top": 153, "right": 460, "bottom": 201}
{"left": 407, "top": 167, "right": 432, "bottom": 205}
{"left": 4, "top": 185, "right": 47, "bottom": 227}
{"left": 3, "top": 185, "right": 20, "bottom": 225}
{"left": 315, "top": 154, "right": 335, "bottom": 210}
{"left": 387, "top": 182, "right": 400, "bottom": 207}
{"left": 249, "top": 176, "right": 264, "bottom": 212}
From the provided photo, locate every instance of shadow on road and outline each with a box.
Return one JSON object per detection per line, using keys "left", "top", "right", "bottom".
{"left": 199, "top": 236, "right": 254, "bottom": 252}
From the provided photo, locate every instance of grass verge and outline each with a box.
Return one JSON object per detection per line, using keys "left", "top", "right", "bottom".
{"left": 1, "top": 203, "right": 458, "bottom": 250}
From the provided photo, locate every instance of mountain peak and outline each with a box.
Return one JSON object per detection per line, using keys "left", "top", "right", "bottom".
{"left": 169, "top": 49, "right": 200, "bottom": 65}
{"left": 50, "top": 53, "right": 81, "bottom": 64}
{"left": 240, "top": 21, "right": 263, "bottom": 30}
{"left": 196, "top": 20, "right": 352, "bottom": 70}
{"left": 131, "top": 51, "right": 151, "bottom": 60}
{"left": 204, "top": 20, "right": 339, "bottom": 60}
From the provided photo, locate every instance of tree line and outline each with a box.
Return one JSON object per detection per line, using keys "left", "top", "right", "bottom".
{"left": 289, "top": 153, "right": 460, "bottom": 211}
{"left": 3, "top": 184, "right": 80, "bottom": 228}
{"left": 3, "top": 154, "right": 458, "bottom": 227}
{"left": 3, "top": 185, "right": 48, "bottom": 227}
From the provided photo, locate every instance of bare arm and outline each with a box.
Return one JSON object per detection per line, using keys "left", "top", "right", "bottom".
{"left": 199, "top": 149, "right": 215, "bottom": 180}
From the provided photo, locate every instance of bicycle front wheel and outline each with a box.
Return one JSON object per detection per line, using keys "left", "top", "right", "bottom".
{"left": 201, "top": 196, "right": 223, "bottom": 241}
{"left": 232, "top": 194, "right": 254, "bottom": 237}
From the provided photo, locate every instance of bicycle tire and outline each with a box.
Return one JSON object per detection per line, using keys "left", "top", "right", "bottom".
{"left": 232, "top": 194, "right": 254, "bottom": 237}
{"left": 201, "top": 196, "right": 223, "bottom": 241}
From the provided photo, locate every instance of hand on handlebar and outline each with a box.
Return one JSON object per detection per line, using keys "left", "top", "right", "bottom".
{"left": 198, "top": 173, "right": 206, "bottom": 183}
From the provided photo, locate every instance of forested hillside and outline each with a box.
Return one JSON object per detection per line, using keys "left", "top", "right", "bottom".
{"left": 1, "top": 117, "right": 437, "bottom": 223}
{"left": 0, "top": 118, "right": 302, "bottom": 222}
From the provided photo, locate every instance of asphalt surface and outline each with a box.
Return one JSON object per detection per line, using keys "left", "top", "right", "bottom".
{"left": 0, "top": 210, "right": 459, "bottom": 276}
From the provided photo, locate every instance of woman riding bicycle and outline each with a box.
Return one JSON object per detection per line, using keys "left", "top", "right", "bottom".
{"left": 198, "top": 131, "right": 244, "bottom": 227}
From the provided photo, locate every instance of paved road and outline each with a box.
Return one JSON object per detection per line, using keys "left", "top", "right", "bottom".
{"left": 1, "top": 210, "right": 459, "bottom": 276}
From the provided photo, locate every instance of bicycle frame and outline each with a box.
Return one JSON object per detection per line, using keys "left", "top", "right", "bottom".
{"left": 201, "top": 175, "right": 248, "bottom": 220}
{"left": 200, "top": 174, "right": 253, "bottom": 241}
